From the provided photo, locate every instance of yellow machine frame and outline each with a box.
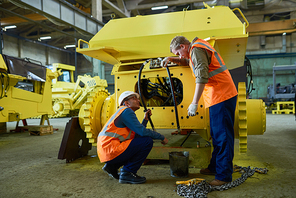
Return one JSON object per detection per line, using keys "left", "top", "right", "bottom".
{"left": 73, "top": 5, "right": 266, "bottom": 165}
{"left": 0, "top": 54, "right": 59, "bottom": 122}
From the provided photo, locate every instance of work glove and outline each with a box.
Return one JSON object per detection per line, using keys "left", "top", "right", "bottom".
{"left": 161, "top": 57, "right": 169, "bottom": 67}
{"left": 187, "top": 104, "right": 198, "bottom": 116}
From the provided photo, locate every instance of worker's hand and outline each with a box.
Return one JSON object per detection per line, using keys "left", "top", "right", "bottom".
{"left": 161, "top": 137, "right": 168, "bottom": 145}
{"left": 161, "top": 57, "right": 170, "bottom": 67}
{"left": 187, "top": 104, "right": 198, "bottom": 116}
{"left": 144, "top": 109, "right": 152, "bottom": 120}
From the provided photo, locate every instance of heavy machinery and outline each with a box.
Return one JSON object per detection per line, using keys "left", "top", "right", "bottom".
{"left": 59, "top": 4, "right": 266, "bottom": 165}
{"left": 0, "top": 54, "right": 60, "bottom": 124}
{"left": 49, "top": 63, "right": 108, "bottom": 118}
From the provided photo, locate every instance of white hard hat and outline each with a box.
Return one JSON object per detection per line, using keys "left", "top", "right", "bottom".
{"left": 118, "top": 91, "right": 140, "bottom": 106}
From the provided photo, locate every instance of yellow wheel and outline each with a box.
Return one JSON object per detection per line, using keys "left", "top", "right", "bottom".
{"left": 50, "top": 98, "right": 71, "bottom": 118}
{"left": 100, "top": 94, "right": 116, "bottom": 127}
{"left": 237, "top": 82, "right": 247, "bottom": 153}
{"left": 78, "top": 88, "right": 110, "bottom": 146}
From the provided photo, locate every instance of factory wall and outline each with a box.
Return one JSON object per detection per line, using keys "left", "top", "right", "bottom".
{"left": 2, "top": 34, "right": 70, "bottom": 65}
{"left": 247, "top": 56, "right": 296, "bottom": 99}
{"left": 246, "top": 33, "right": 296, "bottom": 99}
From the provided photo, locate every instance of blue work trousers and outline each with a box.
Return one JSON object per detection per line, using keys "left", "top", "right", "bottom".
{"left": 207, "top": 96, "right": 237, "bottom": 182}
{"left": 106, "top": 136, "right": 153, "bottom": 174}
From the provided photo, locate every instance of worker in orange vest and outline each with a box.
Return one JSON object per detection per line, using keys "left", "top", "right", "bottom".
{"left": 162, "top": 36, "right": 237, "bottom": 186}
{"left": 97, "top": 91, "right": 169, "bottom": 184}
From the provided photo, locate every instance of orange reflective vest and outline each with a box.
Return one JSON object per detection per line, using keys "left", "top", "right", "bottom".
{"left": 97, "top": 106, "right": 135, "bottom": 162}
{"left": 189, "top": 38, "right": 238, "bottom": 108}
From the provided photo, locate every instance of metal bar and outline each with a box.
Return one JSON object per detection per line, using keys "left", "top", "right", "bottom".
{"left": 273, "top": 65, "right": 296, "bottom": 71}
{"left": 166, "top": 67, "right": 181, "bottom": 133}
{"left": 273, "top": 63, "right": 276, "bottom": 98}
{"left": 103, "top": 0, "right": 129, "bottom": 18}
{"left": 180, "top": 130, "right": 192, "bottom": 147}
{"left": 275, "top": 94, "right": 296, "bottom": 99}
{"left": 246, "top": 53, "right": 296, "bottom": 59}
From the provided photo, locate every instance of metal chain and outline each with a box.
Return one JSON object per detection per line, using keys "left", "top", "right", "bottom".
{"left": 176, "top": 165, "right": 268, "bottom": 198}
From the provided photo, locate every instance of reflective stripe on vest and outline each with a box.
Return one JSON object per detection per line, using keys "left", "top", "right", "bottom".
{"left": 98, "top": 106, "right": 132, "bottom": 143}
{"left": 192, "top": 42, "right": 227, "bottom": 78}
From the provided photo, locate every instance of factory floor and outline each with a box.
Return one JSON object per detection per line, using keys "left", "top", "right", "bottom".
{"left": 0, "top": 113, "right": 295, "bottom": 198}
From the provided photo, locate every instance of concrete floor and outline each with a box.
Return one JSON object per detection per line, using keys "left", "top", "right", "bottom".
{"left": 0, "top": 113, "right": 295, "bottom": 198}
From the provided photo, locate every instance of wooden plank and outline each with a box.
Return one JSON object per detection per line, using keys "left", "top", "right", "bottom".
{"left": 27, "top": 125, "right": 53, "bottom": 136}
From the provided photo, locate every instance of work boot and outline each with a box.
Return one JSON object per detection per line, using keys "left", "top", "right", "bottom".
{"left": 119, "top": 168, "right": 146, "bottom": 184}
{"left": 102, "top": 164, "right": 119, "bottom": 179}
{"left": 200, "top": 168, "right": 216, "bottom": 175}
{"left": 209, "top": 179, "right": 228, "bottom": 186}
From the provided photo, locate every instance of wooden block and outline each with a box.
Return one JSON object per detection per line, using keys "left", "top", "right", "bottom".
{"left": 28, "top": 125, "right": 53, "bottom": 136}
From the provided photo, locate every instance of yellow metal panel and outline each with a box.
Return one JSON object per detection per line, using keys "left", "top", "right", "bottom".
{"left": 77, "top": 6, "right": 247, "bottom": 69}
{"left": 75, "top": 47, "right": 120, "bottom": 65}
{"left": 213, "top": 35, "right": 248, "bottom": 70}
{"left": 11, "top": 87, "right": 42, "bottom": 102}
{"left": 37, "top": 69, "right": 55, "bottom": 114}
{"left": 52, "top": 63, "right": 76, "bottom": 71}
{"left": 0, "top": 55, "right": 7, "bottom": 71}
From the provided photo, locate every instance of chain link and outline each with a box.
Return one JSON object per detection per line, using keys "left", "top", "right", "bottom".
{"left": 176, "top": 165, "right": 268, "bottom": 198}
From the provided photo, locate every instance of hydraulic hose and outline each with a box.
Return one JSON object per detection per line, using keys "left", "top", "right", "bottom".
{"left": 138, "top": 59, "right": 156, "bottom": 131}
{"left": 166, "top": 67, "right": 181, "bottom": 133}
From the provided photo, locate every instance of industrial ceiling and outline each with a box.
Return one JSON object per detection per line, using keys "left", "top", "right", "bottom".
{"left": 1, "top": 0, "right": 296, "bottom": 53}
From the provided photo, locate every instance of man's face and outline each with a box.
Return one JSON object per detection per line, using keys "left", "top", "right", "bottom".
{"left": 172, "top": 44, "right": 189, "bottom": 59}
{"left": 124, "top": 95, "right": 140, "bottom": 111}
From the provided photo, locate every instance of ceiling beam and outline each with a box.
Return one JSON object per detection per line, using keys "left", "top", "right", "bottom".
{"left": 1, "top": 13, "right": 47, "bottom": 26}
{"left": 0, "top": 7, "right": 83, "bottom": 40}
{"left": 102, "top": 0, "right": 130, "bottom": 18}
{"left": 116, "top": 0, "right": 130, "bottom": 16}
{"left": 241, "top": 7, "right": 296, "bottom": 17}
{"left": 247, "top": 19, "right": 296, "bottom": 36}
{"left": 8, "top": 0, "right": 104, "bottom": 36}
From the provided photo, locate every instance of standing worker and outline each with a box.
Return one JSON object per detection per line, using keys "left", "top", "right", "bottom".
{"left": 97, "top": 91, "right": 168, "bottom": 184}
{"left": 162, "top": 36, "right": 237, "bottom": 186}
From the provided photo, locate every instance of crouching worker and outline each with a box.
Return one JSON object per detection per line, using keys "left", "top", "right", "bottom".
{"left": 97, "top": 91, "right": 169, "bottom": 184}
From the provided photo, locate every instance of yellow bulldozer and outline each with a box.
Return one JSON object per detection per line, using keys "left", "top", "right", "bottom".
{"left": 0, "top": 54, "right": 60, "bottom": 133}
{"left": 58, "top": 4, "right": 266, "bottom": 165}
{"left": 48, "top": 63, "right": 108, "bottom": 118}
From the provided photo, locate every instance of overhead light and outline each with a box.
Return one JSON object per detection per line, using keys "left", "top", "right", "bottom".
{"left": 64, "top": 44, "right": 76, "bottom": 49}
{"left": 282, "top": 32, "right": 286, "bottom": 36}
{"left": 38, "top": 36, "right": 51, "bottom": 41}
{"left": 39, "top": 36, "right": 51, "bottom": 40}
{"left": 151, "top": 5, "right": 168, "bottom": 10}
{"left": 4, "top": 25, "right": 17, "bottom": 31}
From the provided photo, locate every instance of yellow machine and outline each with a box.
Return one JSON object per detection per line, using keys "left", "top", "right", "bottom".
{"left": 0, "top": 54, "right": 60, "bottom": 123}
{"left": 49, "top": 63, "right": 108, "bottom": 118}
{"left": 61, "top": 5, "right": 266, "bottom": 165}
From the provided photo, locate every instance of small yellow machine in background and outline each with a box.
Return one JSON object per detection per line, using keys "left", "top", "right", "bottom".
{"left": 48, "top": 63, "right": 108, "bottom": 118}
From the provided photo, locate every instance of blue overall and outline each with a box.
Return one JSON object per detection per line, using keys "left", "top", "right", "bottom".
{"left": 104, "top": 108, "right": 164, "bottom": 174}
{"left": 207, "top": 95, "right": 237, "bottom": 182}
